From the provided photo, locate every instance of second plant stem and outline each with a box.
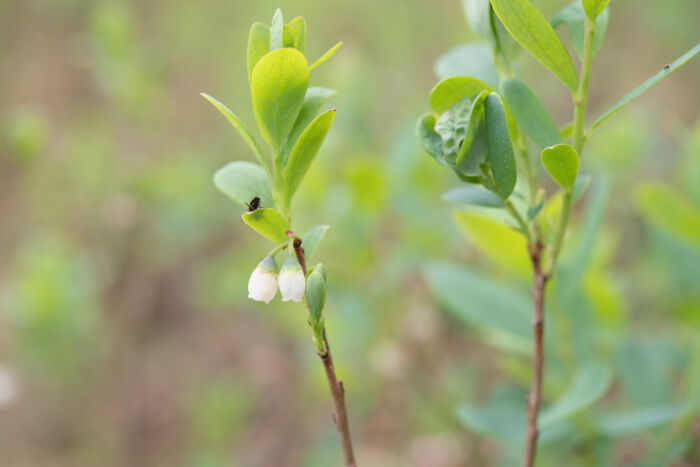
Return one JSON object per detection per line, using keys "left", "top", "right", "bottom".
{"left": 522, "top": 16, "right": 596, "bottom": 467}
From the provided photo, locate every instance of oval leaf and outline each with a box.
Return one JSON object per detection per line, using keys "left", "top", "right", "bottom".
{"left": 429, "top": 76, "right": 495, "bottom": 114}
{"left": 285, "top": 16, "right": 307, "bottom": 53}
{"left": 484, "top": 93, "right": 516, "bottom": 199}
{"left": 284, "top": 87, "right": 336, "bottom": 162}
{"left": 247, "top": 22, "right": 270, "bottom": 83}
{"left": 490, "top": 0, "right": 578, "bottom": 92}
{"left": 283, "top": 109, "right": 336, "bottom": 201}
{"left": 434, "top": 42, "right": 500, "bottom": 88}
{"left": 251, "top": 48, "right": 309, "bottom": 154}
{"left": 502, "top": 78, "right": 560, "bottom": 149}
{"left": 242, "top": 208, "right": 290, "bottom": 244}
{"left": 541, "top": 143, "right": 580, "bottom": 192}
{"left": 214, "top": 161, "right": 274, "bottom": 208}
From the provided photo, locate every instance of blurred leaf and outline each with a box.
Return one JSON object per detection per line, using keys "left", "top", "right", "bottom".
{"left": 456, "top": 90, "right": 489, "bottom": 176}
{"left": 309, "top": 41, "right": 343, "bottom": 70}
{"left": 572, "top": 174, "right": 592, "bottom": 202}
{"left": 582, "top": 0, "right": 611, "bottom": 21}
{"left": 456, "top": 404, "right": 525, "bottom": 444}
{"left": 285, "top": 16, "right": 307, "bottom": 52}
{"left": 502, "top": 78, "right": 561, "bottom": 149}
{"left": 485, "top": 93, "right": 516, "bottom": 199}
{"left": 595, "top": 404, "right": 695, "bottom": 437}
{"left": 434, "top": 43, "right": 500, "bottom": 88}
{"left": 213, "top": 161, "right": 274, "bottom": 209}
{"left": 429, "top": 76, "right": 495, "bottom": 114}
{"left": 251, "top": 48, "right": 309, "bottom": 154}
{"left": 617, "top": 340, "right": 682, "bottom": 405}
{"left": 3, "top": 108, "right": 48, "bottom": 161}
{"left": 592, "top": 42, "right": 700, "bottom": 130}
{"left": 540, "top": 362, "right": 612, "bottom": 427}
{"left": 247, "top": 22, "right": 270, "bottom": 83}
{"left": 453, "top": 211, "right": 530, "bottom": 276}
{"left": 635, "top": 182, "right": 700, "bottom": 248}
{"left": 302, "top": 225, "right": 330, "bottom": 260}
{"left": 541, "top": 144, "right": 579, "bottom": 192}
{"left": 241, "top": 208, "right": 290, "bottom": 243}
{"left": 490, "top": 0, "right": 578, "bottom": 92}
{"left": 283, "top": 110, "right": 336, "bottom": 201}
{"left": 284, "top": 87, "right": 336, "bottom": 162}
{"left": 551, "top": 2, "right": 609, "bottom": 59}
{"left": 269, "top": 8, "right": 283, "bottom": 50}
{"left": 443, "top": 185, "right": 505, "bottom": 208}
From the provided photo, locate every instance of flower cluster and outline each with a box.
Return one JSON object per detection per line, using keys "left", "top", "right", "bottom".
{"left": 247, "top": 255, "right": 306, "bottom": 304}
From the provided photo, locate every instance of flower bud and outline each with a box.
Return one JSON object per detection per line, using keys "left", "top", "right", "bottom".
{"left": 306, "top": 264, "right": 327, "bottom": 323}
{"left": 247, "top": 256, "right": 278, "bottom": 304}
{"left": 279, "top": 257, "right": 305, "bottom": 302}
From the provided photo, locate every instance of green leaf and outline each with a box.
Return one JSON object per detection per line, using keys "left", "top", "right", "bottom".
{"left": 443, "top": 186, "right": 505, "bottom": 208}
{"left": 283, "top": 110, "right": 336, "bottom": 201}
{"left": 429, "top": 76, "right": 495, "bottom": 114}
{"left": 582, "top": 0, "right": 611, "bottom": 21}
{"left": 284, "top": 87, "right": 336, "bottom": 162}
{"left": 285, "top": 16, "right": 307, "bottom": 52}
{"left": 301, "top": 225, "right": 330, "bottom": 260}
{"left": 416, "top": 112, "right": 445, "bottom": 161}
{"left": 456, "top": 90, "right": 489, "bottom": 176}
{"left": 595, "top": 404, "right": 695, "bottom": 437}
{"left": 251, "top": 48, "right": 309, "bottom": 154}
{"left": 551, "top": 2, "right": 609, "bottom": 59}
{"left": 541, "top": 143, "right": 579, "bottom": 192}
{"left": 634, "top": 182, "right": 700, "bottom": 248}
{"left": 434, "top": 97, "right": 473, "bottom": 165}
{"left": 309, "top": 41, "right": 343, "bottom": 70}
{"left": 540, "top": 362, "right": 613, "bottom": 427}
{"left": 241, "top": 208, "right": 290, "bottom": 243}
{"left": 213, "top": 161, "right": 274, "bottom": 208}
{"left": 456, "top": 404, "right": 525, "bottom": 444}
{"left": 269, "top": 8, "right": 283, "bottom": 51}
{"left": 434, "top": 43, "right": 500, "bottom": 88}
{"left": 200, "top": 93, "right": 269, "bottom": 172}
{"left": 489, "top": 0, "right": 578, "bottom": 92}
{"left": 247, "top": 22, "right": 270, "bottom": 83}
{"left": 572, "top": 174, "right": 592, "bottom": 202}
{"left": 502, "top": 78, "right": 561, "bottom": 149}
{"left": 591, "top": 42, "right": 700, "bottom": 130}
{"left": 484, "top": 93, "right": 516, "bottom": 199}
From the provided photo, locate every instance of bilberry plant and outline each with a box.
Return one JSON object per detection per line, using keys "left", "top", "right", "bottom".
{"left": 417, "top": 0, "right": 699, "bottom": 465}
{"left": 201, "top": 9, "right": 356, "bottom": 466}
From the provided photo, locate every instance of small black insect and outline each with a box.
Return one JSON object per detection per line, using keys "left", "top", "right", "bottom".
{"left": 664, "top": 64, "right": 670, "bottom": 71}
{"left": 246, "top": 196, "right": 261, "bottom": 212}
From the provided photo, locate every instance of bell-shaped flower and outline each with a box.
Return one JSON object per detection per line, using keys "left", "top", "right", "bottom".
{"left": 279, "top": 256, "right": 306, "bottom": 302}
{"left": 248, "top": 256, "right": 279, "bottom": 304}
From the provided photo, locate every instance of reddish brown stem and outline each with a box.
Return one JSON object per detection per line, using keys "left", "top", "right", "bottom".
{"left": 524, "top": 240, "right": 548, "bottom": 467}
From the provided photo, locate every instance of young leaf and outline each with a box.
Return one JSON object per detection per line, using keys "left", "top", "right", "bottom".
{"left": 551, "top": 2, "right": 609, "bottom": 59}
{"left": 286, "top": 16, "right": 307, "bottom": 52}
{"left": 283, "top": 109, "right": 336, "bottom": 201}
{"left": 541, "top": 144, "right": 579, "bottom": 192}
{"left": 591, "top": 42, "right": 700, "bottom": 130}
{"left": 434, "top": 43, "right": 500, "bottom": 88}
{"left": 502, "top": 78, "right": 560, "bottom": 149}
{"left": 416, "top": 112, "right": 445, "bottom": 161}
{"left": 242, "top": 208, "right": 290, "bottom": 243}
{"left": 582, "top": 0, "right": 612, "bottom": 21}
{"left": 200, "top": 93, "right": 269, "bottom": 172}
{"left": 284, "top": 87, "right": 336, "bottom": 163}
{"left": 443, "top": 185, "right": 506, "bottom": 208}
{"left": 251, "top": 48, "right": 309, "bottom": 154}
{"left": 213, "top": 161, "right": 275, "bottom": 208}
{"left": 429, "top": 76, "right": 495, "bottom": 113}
{"left": 269, "top": 8, "right": 283, "bottom": 50}
{"left": 309, "top": 41, "right": 343, "bottom": 70}
{"left": 247, "top": 22, "right": 270, "bottom": 83}
{"left": 489, "top": 0, "right": 578, "bottom": 92}
{"left": 456, "top": 90, "right": 489, "bottom": 176}
{"left": 302, "top": 224, "right": 330, "bottom": 260}
{"left": 434, "top": 97, "right": 473, "bottom": 165}
{"left": 484, "top": 93, "right": 516, "bottom": 199}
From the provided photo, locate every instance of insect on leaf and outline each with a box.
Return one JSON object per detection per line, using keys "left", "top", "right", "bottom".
{"left": 214, "top": 161, "right": 275, "bottom": 209}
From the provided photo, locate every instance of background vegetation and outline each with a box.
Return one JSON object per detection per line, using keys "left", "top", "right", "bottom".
{"left": 0, "top": 0, "right": 699, "bottom": 465}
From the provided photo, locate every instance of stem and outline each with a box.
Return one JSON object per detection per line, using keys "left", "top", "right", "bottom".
{"left": 505, "top": 199, "right": 532, "bottom": 244}
{"left": 293, "top": 238, "right": 357, "bottom": 466}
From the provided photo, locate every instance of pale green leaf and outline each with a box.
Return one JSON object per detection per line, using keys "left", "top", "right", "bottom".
{"left": 429, "top": 76, "right": 495, "bottom": 114}
{"left": 285, "top": 16, "right": 307, "bottom": 52}
{"left": 490, "top": 0, "right": 578, "bottom": 91}
{"left": 443, "top": 186, "right": 506, "bottom": 208}
{"left": 582, "top": 0, "right": 612, "bottom": 21}
{"left": 301, "top": 224, "right": 330, "bottom": 260}
{"left": 309, "top": 41, "right": 343, "bottom": 70}
{"left": 541, "top": 143, "right": 579, "bottom": 192}
{"left": 269, "top": 8, "right": 283, "bottom": 50}
{"left": 502, "top": 78, "right": 560, "bottom": 149}
{"left": 284, "top": 87, "right": 336, "bottom": 163}
{"left": 484, "top": 93, "right": 516, "bottom": 199}
{"left": 283, "top": 109, "right": 336, "bottom": 201}
{"left": 551, "top": 2, "right": 609, "bottom": 59}
{"left": 242, "top": 208, "right": 290, "bottom": 243}
{"left": 247, "top": 22, "right": 270, "bottom": 83}
{"left": 213, "top": 161, "right": 274, "bottom": 208}
{"left": 596, "top": 404, "right": 695, "bottom": 437}
{"left": 251, "top": 48, "right": 309, "bottom": 154}
{"left": 434, "top": 43, "right": 500, "bottom": 88}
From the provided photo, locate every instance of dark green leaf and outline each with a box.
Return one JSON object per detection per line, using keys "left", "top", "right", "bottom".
{"left": 241, "top": 208, "right": 290, "bottom": 243}
{"left": 213, "top": 161, "right": 274, "bottom": 208}
{"left": 502, "top": 78, "right": 561, "bottom": 149}
{"left": 443, "top": 185, "right": 506, "bottom": 208}
{"left": 551, "top": 2, "right": 609, "bottom": 59}
{"left": 484, "top": 93, "right": 516, "bottom": 199}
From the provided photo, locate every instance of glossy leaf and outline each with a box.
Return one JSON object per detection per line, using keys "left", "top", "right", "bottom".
{"left": 213, "top": 161, "right": 274, "bottom": 208}
{"left": 456, "top": 90, "right": 489, "bottom": 176}
{"left": 301, "top": 224, "right": 330, "bottom": 260}
{"left": 283, "top": 110, "right": 336, "bottom": 201}
{"left": 200, "top": 93, "right": 268, "bottom": 169}
{"left": 541, "top": 144, "right": 579, "bottom": 192}
{"left": 490, "top": 0, "right": 578, "bottom": 92}
{"left": 309, "top": 41, "right": 343, "bottom": 70}
{"left": 443, "top": 186, "right": 505, "bottom": 208}
{"left": 551, "top": 2, "right": 609, "bottom": 59}
{"left": 429, "top": 76, "right": 495, "bottom": 114}
{"left": 285, "top": 16, "right": 306, "bottom": 52}
{"left": 247, "top": 22, "right": 270, "bottom": 83}
{"left": 251, "top": 48, "right": 309, "bottom": 154}
{"left": 269, "top": 8, "right": 283, "bottom": 50}
{"left": 635, "top": 182, "right": 700, "bottom": 248}
{"left": 241, "top": 208, "right": 290, "bottom": 243}
{"left": 434, "top": 43, "right": 500, "bottom": 88}
{"left": 484, "top": 93, "right": 516, "bottom": 199}
{"left": 284, "top": 87, "right": 336, "bottom": 162}
{"left": 582, "top": 0, "right": 612, "bottom": 21}
{"left": 502, "top": 78, "right": 560, "bottom": 149}
{"left": 592, "top": 42, "right": 700, "bottom": 130}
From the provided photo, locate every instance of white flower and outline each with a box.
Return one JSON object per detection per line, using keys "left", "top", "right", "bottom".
{"left": 248, "top": 256, "right": 279, "bottom": 304}
{"left": 279, "top": 256, "right": 306, "bottom": 302}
